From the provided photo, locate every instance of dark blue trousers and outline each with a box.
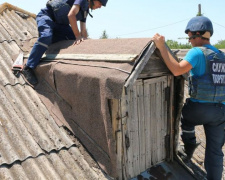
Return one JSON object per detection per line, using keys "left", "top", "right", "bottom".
{"left": 27, "top": 8, "right": 75, "bottom": 69}
{"left": 181, "top": 98, "right": 225, "bottom": 180}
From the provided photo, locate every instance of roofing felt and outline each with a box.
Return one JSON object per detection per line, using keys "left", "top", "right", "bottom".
{"left": 31, "top": 37, "right": 159, "bottom": 178}
{"left": 0, "top": 2, "right": 106, "bottom": 179}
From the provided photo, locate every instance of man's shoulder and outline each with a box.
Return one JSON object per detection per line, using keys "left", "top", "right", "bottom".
{"left": 187, "top": 47, "right": 204, "bottom": 57}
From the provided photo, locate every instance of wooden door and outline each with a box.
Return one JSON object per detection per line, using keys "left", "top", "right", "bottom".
{"left": 121, "top": 75, "right": 173, "bottom": 179}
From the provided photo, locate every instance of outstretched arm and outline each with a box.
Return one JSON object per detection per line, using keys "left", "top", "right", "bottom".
{"left": 80, "top": 21, "right": 87, "bottom": 39}
{"left": 152, "top": 33, "right": 192, "bottom": 76}
{"left": 68, "top": 5, "right": 84, "bottom": 45}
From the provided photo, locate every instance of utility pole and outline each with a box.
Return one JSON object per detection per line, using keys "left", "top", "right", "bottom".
{"left": 197, "top": 4, "right": 202, "bottom": 16}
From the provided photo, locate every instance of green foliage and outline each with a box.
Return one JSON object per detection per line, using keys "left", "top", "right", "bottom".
{"left": 166, "top": 39, "right": 225, "bottom": 49}
{"left": 100, "top": 30, "right": 108, "bottom": 39}
{"left": 213, "top": 40, "right": 225, "bottom": 49}
{"left": 166, "top": 40, "right": 192, "bottom": 49}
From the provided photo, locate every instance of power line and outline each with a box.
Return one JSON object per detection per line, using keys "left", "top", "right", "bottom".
{"left": 116, "top": 18, "right": 190, "bottom": 37}
{"left": 212, "top": 21, "right": 225, "bottom": 29}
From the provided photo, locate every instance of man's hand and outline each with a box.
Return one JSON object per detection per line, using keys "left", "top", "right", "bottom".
{"left": 73, "top": 36, "right": 85, "bottom": 45}
{"left": 152, "top": 33, "right": 166, "bottom": 50}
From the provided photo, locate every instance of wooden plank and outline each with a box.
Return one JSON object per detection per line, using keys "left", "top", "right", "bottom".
{"left": 126, "top": 85, "right": 135, "bottom": 178}
{"left": 109, "top": 99, "right": 123, "bottom": 179}
{"left": 150, "top": 83, "right": 157, "bottom": 165}
{"left": 155, "top": 82, "right": 161, "bottom": 162}
{"left": 144, "top": 76, "right": 168, "bottom": 85}
{"left": 136, "top": 81, "right": 145, "bottom": 172}
{"left": 143, "top": 82, "right": 151, "bottom": 169}
{"left": 110, "top": 99, "right": 119, "bottom": 141}
{"left": 24, "top": 53, "right": 138, "bottom": 62}
{"left": 140, "top": 55, "right": 170, "bottom": 75}
{"left": 161, "top": 80, "right": 167, "bottom": 160}
{"left": 131, "top": 83, "right": 140, "bottom": 176}
{"left": 168, "top": 75, "right": 174, "bottom": 160}
{"left": 120, "top": 88, "right": 128, "bottom": 180}
{"left": 117, "top": 130, "right": 123, "bottom": 180}
{"left": 124, "top": 43, "right": 156, "bottom": 88}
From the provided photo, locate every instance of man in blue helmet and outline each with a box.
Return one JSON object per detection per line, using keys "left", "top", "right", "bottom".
{"left": 152, "top": 16, "right": 225, "bottom": 180}
{"left": 22, "top": 0, "right": 108, "bottom": 86}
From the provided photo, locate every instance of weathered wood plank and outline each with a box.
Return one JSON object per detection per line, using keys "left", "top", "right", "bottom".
{"left": 126, "top": 85, "right": 135, "bottom": 178}
{"left": 120, "top": 88, "right": 128, "bottom": 180}
{"left": 168, "top": 75, "right": 174, "bottom": 160}
{"left": 131, "top": 83, "right": 140, "bottom": 176}
{"left": 124, "top": 43, "right": 156, "bottom": 88}
{"left": 136, "top": 81, "right": 145, "bottom": 172}
{"left": 150, "top": 82, "right": 157, "bottom": 164}
{"left": 109, "top": 99, "right": 123, "bottom": 179}
{"left": 162, "top": 80, "right": 168, "bottom": 159}
{"left": 110, "top": 99, "right": 119, "bottom": 141}
{"left": 156, "top": 82, "right": 161, "bottom": 162}
{"left": 141, "top": 55, "right": 170, "bottom": 75}
{"left": 143, "top": 81, "right": 151, "bottom": 169}
{"left": 25, "top": 53, "right": 138, "bottom": 62}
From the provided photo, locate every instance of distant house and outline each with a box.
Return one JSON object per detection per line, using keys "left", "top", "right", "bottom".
{"left": 173, "top": 49, "right": 225, "bottom": 60}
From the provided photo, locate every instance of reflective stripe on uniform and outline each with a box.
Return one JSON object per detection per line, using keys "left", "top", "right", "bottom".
{"left": 37, "top": 41, "right": 49, "bottom": 48}
{"left": 182, "top": 129, "right": 195, "bottom": 133}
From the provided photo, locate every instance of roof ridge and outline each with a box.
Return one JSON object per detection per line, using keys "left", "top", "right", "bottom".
{"left": 0, "top": 2, "right": 36, "bottom": 18}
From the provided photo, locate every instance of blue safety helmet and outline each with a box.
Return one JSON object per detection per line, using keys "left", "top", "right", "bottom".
{"left": 99, "top": 0, "right": 108, "bottom": 6}
{"left": 185, "top": 16, "right": 213, "bottom": 36}
{"left": 90, "top": 0, "right": 108, "bottom": 7}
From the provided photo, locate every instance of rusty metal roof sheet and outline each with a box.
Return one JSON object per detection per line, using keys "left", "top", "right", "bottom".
{"left": 0, "top": 3, "right": 106, "bottom": 179}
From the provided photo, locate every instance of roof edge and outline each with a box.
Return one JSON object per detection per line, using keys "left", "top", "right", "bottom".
{"left": 124, "top": 41, "right": 156, "bottom": 88}
{"left": 0, "top": 2, "right": 36, "bottom": 18}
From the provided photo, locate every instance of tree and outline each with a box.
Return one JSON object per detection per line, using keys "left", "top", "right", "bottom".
{"left": 213, "top": 40, "right": 225, "bottom": 49}
{"left": 100, "top": 30, "right": 108, "bottom": 39}
{"left": 166, "top": 39, "right": 225, "bottom": 49}
{"left": 166, "top": 40, "right": 192, "bottom": 49}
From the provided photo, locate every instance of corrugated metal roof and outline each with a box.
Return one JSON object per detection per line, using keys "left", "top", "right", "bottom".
{"left": 0, "top": 2, "right": 106, "bottom": 179}
{"left": 0, "top": 147, "right": 104, "bottom": 180}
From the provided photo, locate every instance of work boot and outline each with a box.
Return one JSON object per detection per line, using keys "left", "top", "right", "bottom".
{"left": 178, "top": 142, "right": 201, "bottom": 162}
{"left": 22, "top": 65, "right": 38, "bottom": 86}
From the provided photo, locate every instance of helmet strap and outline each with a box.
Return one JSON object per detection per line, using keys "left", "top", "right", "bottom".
{"left": 88, "top": 0, "right": 94, "bottom": 18}
{"left": 90, "top": 0, "right": 94, "bottom": 10}
{"left": 188, "top": 34, "right": 202, "bottom": 40}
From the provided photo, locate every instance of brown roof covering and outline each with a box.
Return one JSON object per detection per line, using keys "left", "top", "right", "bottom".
{"left": 34, "top": 38, "right": 153, "bottom": 177}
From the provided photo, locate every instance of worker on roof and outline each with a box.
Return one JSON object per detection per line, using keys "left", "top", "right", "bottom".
{"left": 22, "top": 0, "right": 108, "bottom": 86}
{"left": 152, "top": 16, "right": 225, "bottom": 180}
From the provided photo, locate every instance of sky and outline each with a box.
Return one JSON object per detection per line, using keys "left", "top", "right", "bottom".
{"left": 1, "top": 0, "right": 225, "bottom": 45}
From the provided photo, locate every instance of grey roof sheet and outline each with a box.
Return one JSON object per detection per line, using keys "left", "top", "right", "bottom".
{"left": 0, "top": 147, "right": 104, "bottom": 180}
{"left": 173, "top": 49, "right": 225, "bottom": 59}
{"left": 0, "top": 2, "right": 106, "bottom": 179}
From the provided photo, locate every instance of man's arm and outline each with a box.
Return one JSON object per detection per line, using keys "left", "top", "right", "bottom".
{"left": 80, "top": 21, "right": 87, "bottom": 39}
{"left": 152, "top": 33, "right": 192, "bottom": 76}
{"left": 68, "top": 5, "right": 83, "bottom": 45}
